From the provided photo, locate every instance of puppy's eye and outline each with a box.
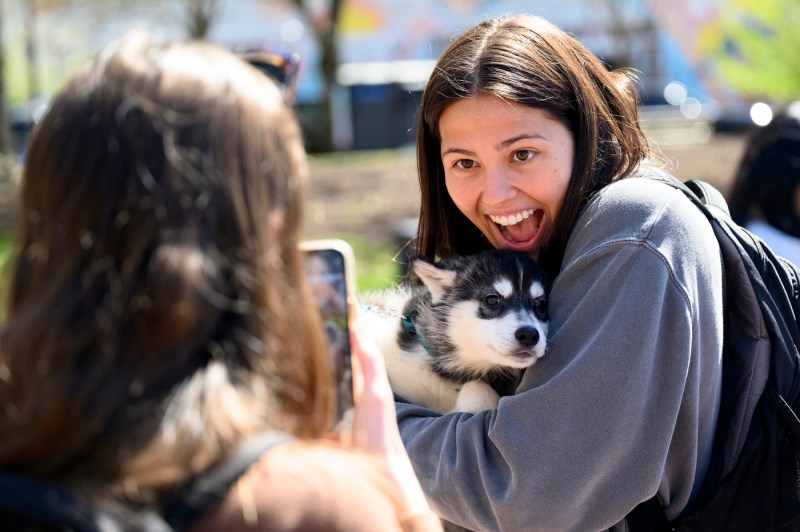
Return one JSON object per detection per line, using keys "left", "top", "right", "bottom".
{"left": 484, "top": 294, "right": 502, "bottom": 307}
{"left": 533, "top": 296, "right": 548, "bottom": 314}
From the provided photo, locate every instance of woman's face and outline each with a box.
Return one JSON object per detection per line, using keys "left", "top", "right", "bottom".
{"left": 438, "top": 94, "right": 575, "bottom": 258}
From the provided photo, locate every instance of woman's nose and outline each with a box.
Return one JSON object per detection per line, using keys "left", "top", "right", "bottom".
{"left": 483, "top": 165, "right": 516, "bottom": 203}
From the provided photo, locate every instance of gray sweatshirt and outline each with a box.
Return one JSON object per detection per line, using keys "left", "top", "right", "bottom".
{"left": 396, "top": 172, "right": 725, "bottom": 531}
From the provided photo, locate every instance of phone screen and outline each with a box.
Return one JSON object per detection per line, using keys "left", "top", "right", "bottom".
{"left": 300, "top": 240, "right": 356, "bottom": 430}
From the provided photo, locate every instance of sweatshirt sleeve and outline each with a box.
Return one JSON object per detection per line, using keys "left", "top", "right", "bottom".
{"left": 396, "top": 181, "right": 723, "bottom": 531}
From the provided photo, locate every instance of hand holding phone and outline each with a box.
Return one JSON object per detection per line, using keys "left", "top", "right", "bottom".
{"left": 300, "top": 239, "right": 357, "bottom": 431}
{"left": 302, "top": 241, "right": 435, "bottom": 521}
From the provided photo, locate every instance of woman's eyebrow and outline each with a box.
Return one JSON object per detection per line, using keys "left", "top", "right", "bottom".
{"left": 441, "top": 133, "right": 548, "bottom": 157}
{"left": 441, "top": 147, "right": 476, "bottom": 157}
{"left": 497, "top": 133, "right": 547, "bottom": 150}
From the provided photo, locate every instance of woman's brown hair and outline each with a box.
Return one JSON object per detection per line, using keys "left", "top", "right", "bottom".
{"left": 0, "top": 33, "right": 333, "bottom": 503}
{"left": 415, "top": 14, "right": 653, "bottom": 275}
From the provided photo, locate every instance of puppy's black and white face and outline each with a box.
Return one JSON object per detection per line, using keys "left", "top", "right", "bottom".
{"left": 413, "top": 250, "right": 550, "bottom": 376}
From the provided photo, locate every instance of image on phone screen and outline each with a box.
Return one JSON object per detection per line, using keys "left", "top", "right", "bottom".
{"left": 302, "top": 245, "right": 355, "bottom": 429}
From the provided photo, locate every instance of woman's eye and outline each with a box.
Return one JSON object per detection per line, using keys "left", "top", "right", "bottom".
{"left": 484, "top": 294, "right": 502, "bottom": 307}
{"left": 454, "top": 159, "right": 476, "bottom": 170}
{"left": 513, "top": 150, "right": 535, "bottom": 162}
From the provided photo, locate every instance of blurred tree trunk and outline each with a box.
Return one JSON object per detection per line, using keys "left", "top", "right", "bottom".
{"left": 606, "top": 0, "right": 632, "bottom": 69}
{"left": 290, "top": 0, "right": 343, "bottom": 152}
{"left": 185, "top": 0, "right": 221, "bottom": 39}
{"left": 24, "top": 1, "right": 41, "bottom": 100}
{"left": 0, "top": 0, "right": 13, "bottom": 154}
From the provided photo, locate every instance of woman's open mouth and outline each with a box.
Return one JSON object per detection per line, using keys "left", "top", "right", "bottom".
{"left": 488, "top": 208, "right": 544, "bottom": 249}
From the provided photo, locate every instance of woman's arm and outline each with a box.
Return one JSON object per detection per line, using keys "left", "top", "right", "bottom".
{"left": 349, "top": 320, "right": 441, "bottom": 530}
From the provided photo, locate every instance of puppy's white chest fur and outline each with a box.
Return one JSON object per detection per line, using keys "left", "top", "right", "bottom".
{"left": 359, "top": 307, "right": 497, "bottom": 413}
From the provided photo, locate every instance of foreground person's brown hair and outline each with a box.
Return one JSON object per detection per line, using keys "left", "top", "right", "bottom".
{"left": 0, "top": 33, "right": 333, "bottom": 502}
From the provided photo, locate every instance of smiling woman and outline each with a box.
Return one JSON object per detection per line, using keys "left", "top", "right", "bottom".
{"left": 395, "top": 13, "right": 726, "bottom": 531}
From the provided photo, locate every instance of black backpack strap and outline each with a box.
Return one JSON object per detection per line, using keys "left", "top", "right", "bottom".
{"left": 162, "top": 430, "right": 296, "bottom": 530}
{"left": 0, "top": 470, "right": 102, "bottom": 531}
{"left": 683, "top": 179, "right": 731, "bottom": 216}
{"left": 636, "top": 168, "right": 719, "bottom": 214}
{"left": 624, "top": 171, "right": 719, "bottom": 530}
{"left": 0, "top": 431, "right": 295, "bottom": 531}
{"left": 626, "top": 495, "right": 671, "bottom": 532}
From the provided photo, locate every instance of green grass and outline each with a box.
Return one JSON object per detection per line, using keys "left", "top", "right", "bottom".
{"left": 302, "top": 230, "right": 405, "bottom": 293}
{"left": 0, "top": 233, "right": 12, "bottom": 260}
{"left": 0, "top": 232, "right": 15, "bottom": 323}
{"left": 307, "top": 146, "right": 415, "bottom": 170}
{"left": 339, "top": 232, "right": 406, "bottom": 293}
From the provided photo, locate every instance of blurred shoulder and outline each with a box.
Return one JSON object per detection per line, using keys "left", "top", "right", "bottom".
{"left": 190, "top": 441, "right": 404, "bottom": 532}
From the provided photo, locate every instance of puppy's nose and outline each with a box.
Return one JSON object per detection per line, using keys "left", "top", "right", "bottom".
{"left": 515, "top": 326, "right": 540, "bottom": 347}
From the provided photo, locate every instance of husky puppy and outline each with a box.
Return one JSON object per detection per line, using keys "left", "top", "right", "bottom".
{"left": 360, "top": 249, "right": 550, "bottom": 414}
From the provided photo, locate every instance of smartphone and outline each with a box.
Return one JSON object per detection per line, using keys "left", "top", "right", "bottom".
{"left": 299, "top": 239, "right": 357, "bottom": 431}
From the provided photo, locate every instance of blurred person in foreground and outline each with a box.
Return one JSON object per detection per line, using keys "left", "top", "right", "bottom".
{"left": 0, "top": 32, "right": 438, "bottom": 532}
{"left": 728, "top": 102, "right": 800, "bottom": 265}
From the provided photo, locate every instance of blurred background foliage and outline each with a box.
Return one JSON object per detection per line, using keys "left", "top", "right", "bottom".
{"left": 4, "top": 0, "right": 800, "bottom": 153}
{"left": 700, "top": 0, "right": 800, "bottom": 103}
{"left": 0, "top": 0, "right": 798, "bottom": 301}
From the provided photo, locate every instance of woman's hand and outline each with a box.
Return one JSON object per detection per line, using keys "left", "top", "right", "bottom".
{"left": 349, "top": 316, "right": 434, "bottom": 521}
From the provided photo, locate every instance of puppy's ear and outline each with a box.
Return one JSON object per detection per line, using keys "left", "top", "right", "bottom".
{"left": 411, "top": 258, "right": 457, "bottom": 303}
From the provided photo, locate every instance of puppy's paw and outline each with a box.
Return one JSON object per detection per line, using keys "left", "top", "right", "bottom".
{"left": 452, "top": 380, "right": 500, "bottom": 413}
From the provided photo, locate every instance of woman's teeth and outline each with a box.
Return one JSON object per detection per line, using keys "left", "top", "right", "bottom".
{"left": 489, "top": 209, "right": 535, "bottom": 226}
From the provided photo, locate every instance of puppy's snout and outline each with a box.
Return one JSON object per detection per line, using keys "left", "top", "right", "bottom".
{"left": 515, "top": 326, "right": 540, "bottom": 348}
